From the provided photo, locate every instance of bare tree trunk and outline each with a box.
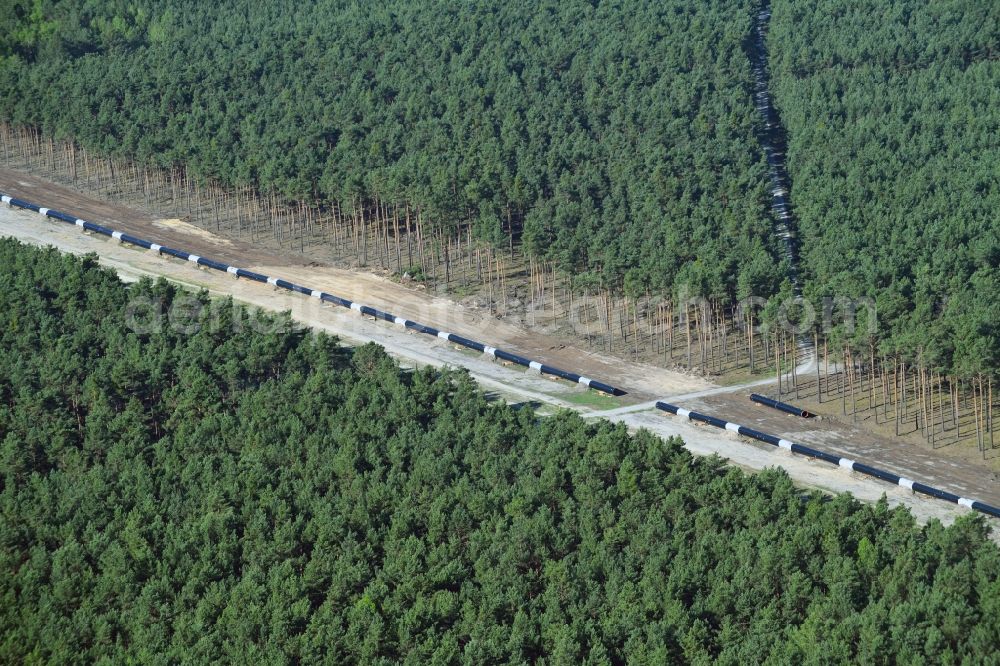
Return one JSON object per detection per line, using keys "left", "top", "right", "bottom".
{"left": 975, "top": 375, "right": 984, "bottom": 453}
{"left": 894, "top": 359, "right": 901, "bottom": 436}
{"left": 989, "top": 376, "right": 994, "bottom": 451}
{"left": 815, "top": 330, "right": 821, "bottom": 402}
{"left": 686, "top": 302, "right": 692, "bottom": 371}
{"left": 841, "top": 347, "right": 848, "bottom": 416}
{"left": 776, "top": 332, "right": 782, "bottom": 397}
{"left": 849, "top": 348, "right": 857, "bottom": 420}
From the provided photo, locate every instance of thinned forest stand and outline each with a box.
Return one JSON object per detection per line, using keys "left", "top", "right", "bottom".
{"left": 0, "top": 124, "right": 793, "bottom": 379}
{"left": 1, "top": 123, "right": 790, "bottom": 379}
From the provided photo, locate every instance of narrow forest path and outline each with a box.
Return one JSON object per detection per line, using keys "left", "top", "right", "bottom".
{"left": 748, "top": 1, "right": 803, "bottom": 297}
{"left": 748, "top": 0, "right": 816, "bottom": 371}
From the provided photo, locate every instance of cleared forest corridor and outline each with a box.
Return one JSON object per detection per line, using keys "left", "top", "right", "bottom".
{"left": 748, "top": 1, "right": 803, "bottom": 298}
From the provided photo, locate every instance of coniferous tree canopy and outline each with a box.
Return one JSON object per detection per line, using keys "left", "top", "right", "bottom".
{"left": 767, "top": 1, "right": 1000, "bottom": 373}
{"left": 0, "top": 0, "right": 780, "bottom": 300}
{"left": 1, "top": 239, "right": 999, "bottom": 663}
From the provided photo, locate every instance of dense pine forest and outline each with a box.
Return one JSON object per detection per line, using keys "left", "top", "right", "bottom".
{"left": 0, "top": 0, "right": 781, "bottom": 300}
{"left": 1, "top": 238, "right": 999, "bottom": 662}
{"left": 768, "top": 0, "right": 1000, "bottom": 378}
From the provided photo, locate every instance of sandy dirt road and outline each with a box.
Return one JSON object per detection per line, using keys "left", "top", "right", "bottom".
{"left": 3, "top": 200, "right": 994, "bottom": 532}
{"left": 0, "top": 169, "right": 708, "bottom": 401}
{"left": 692, "top": 391, "right": 1000, "bottom": 507}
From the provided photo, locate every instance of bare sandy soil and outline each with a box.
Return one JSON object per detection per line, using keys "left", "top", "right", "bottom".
{"left": 3, "top": 200, "right": 995, "bottom": 534}
{"left": 692, "top": 392, "right": 1000, "bottom": 507}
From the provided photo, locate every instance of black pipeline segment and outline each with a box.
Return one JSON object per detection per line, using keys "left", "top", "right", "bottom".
{"left": 852, "top": 462, "right": 901, "bottom": 485}
{"left": 750, "top": 393, "right": 813, "bottom": 418}
{"left": 3, "top": 192, "right": 627, "bottom": 397}
{"left": 84, "top": 221, "right": 115, "bottom": 236}
{"left": 371, "top": 309, "right": 397, "bottom": 324}
{"left": 736, "top": 425, "right": 781, "bottom": 447}
{"left": 911, "top": 482, "right": 962, "bottom": 504}
{"left": 120, "top": 233, "right": 151, "bottom": 249}
{"left": 160, "top": 246, "right": 190, "bottom": 261}
{"left": 787, "top": 442, "right": 841, "bottom": 466}
{"left": 405, "top": 321, "right": 439, "bottom": 336}
{"left": 8, "top": 196, "right": 39, "bottom": 211}
{"left": 588, "top": 379, "right": 623, "bottom": 396}
{"left": 494, "top": 349, "right": 529, "bottom": 366}
{"left": 972, "top": 502, "right": 1000, "bottom": 520}
{"left": 236, "top": 268, "right": 269, "bottom": 283}
{"left": 320, "top": 293, "right": 353, "bottom": 308}
{"left": 700, "top": 412, "right": 729, "bottom": 429}
{"left": 448, "top": 334, "right": 486, "bottom": 353}
{"left": 198, "top": 257, "right": 230, "bottom": 272}
{"left": 540, "top": 364, "right": 580, "bottom": 383}
{"left": 655, "top": 401, "right": 1000, "bottom": 520}
{"left": 48, "top": 209, "right": 77, "bottom": 224}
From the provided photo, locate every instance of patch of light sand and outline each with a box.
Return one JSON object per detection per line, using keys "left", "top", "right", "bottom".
{"left": 152, "top": 218, "right": 233, "bottom": 246}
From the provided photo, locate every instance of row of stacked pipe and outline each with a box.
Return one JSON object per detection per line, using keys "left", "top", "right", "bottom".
{"left": 0, "top": 192, "right": 624, "bottom": 396}
{"left": 5, "top": 192, "right": 998, "bottom": 520}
